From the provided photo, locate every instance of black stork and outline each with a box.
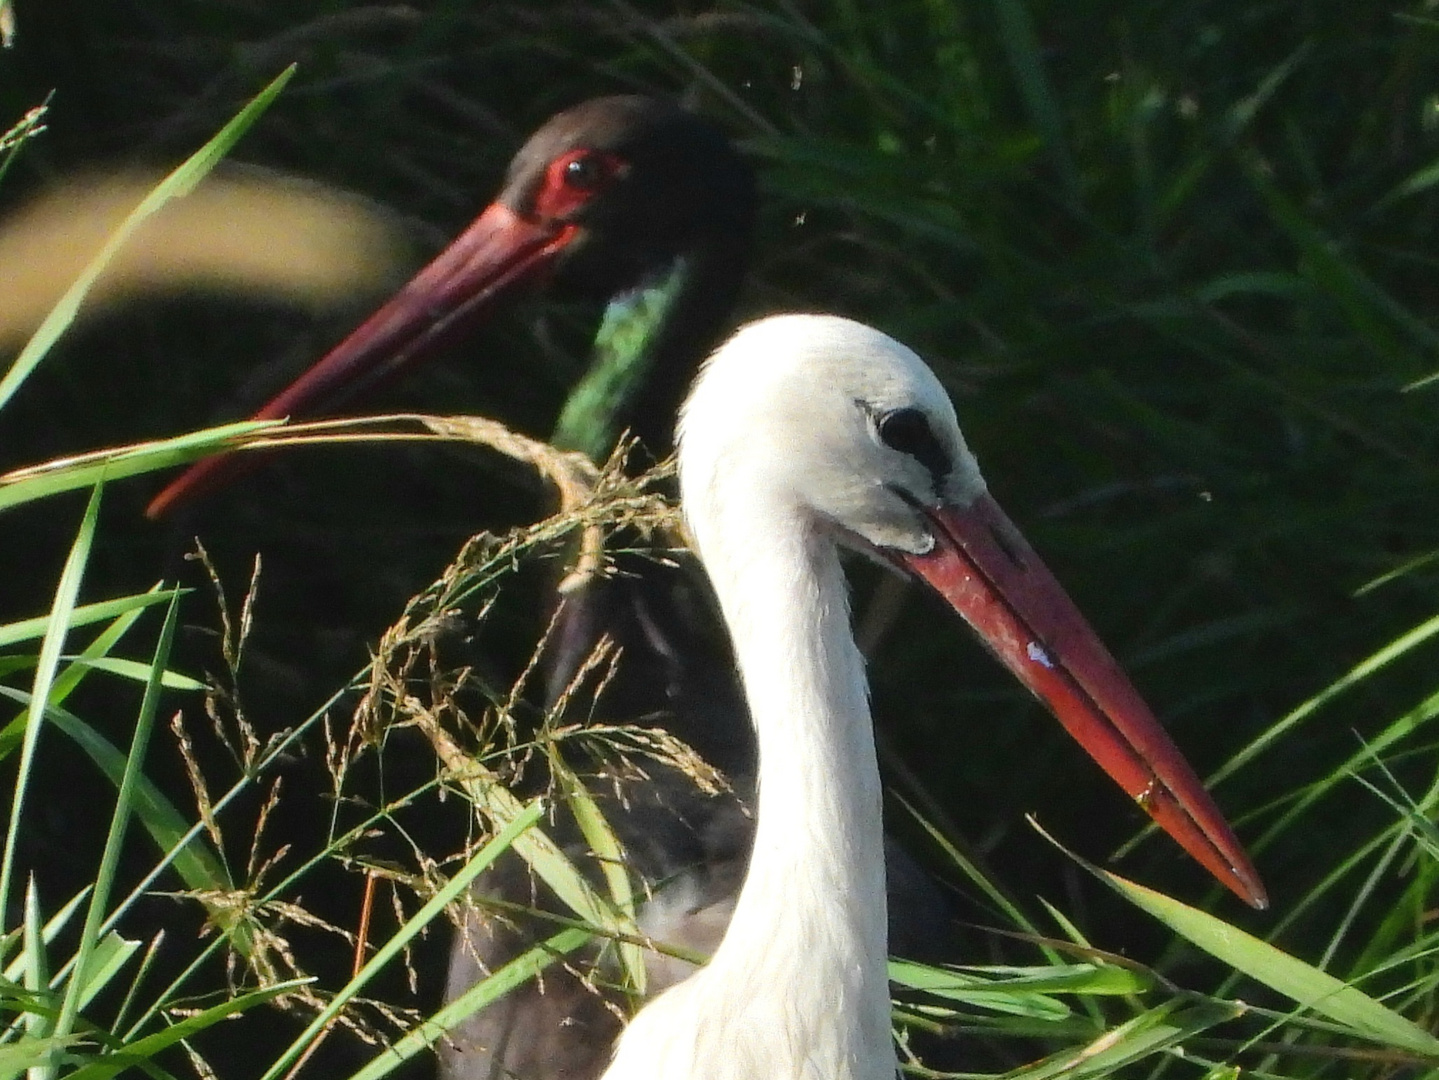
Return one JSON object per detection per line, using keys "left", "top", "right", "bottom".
{"left": 148, "top": 94, "right": 760, "bottom": 770}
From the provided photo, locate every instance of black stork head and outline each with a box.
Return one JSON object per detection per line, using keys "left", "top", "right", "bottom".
{"left": 147, "top": 95, "right": 756, "bottom": 518}
{"left": 502, "top": 96, "right": 755, "bottom": 300}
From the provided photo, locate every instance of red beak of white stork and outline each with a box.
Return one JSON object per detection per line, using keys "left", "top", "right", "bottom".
{"left": 898, "top": 492, "right": 1267, "bottom": 910}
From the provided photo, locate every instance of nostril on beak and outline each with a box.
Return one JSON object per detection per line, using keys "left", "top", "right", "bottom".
{"left": 987, "top": 522, "right": 1027, "bottom": 570}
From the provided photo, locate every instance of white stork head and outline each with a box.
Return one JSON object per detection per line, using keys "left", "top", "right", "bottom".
{"left": 677, "top": 313, "right": 1265, "bottom": 911}
{"left": 679, "top": 314, "right": 986, "bottom": 559}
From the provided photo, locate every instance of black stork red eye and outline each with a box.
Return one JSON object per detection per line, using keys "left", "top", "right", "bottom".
{"left": 564, "top": 154, "right": 607, "bottom": 190}
{"left": 877, "top": 407, "right": 951, "bottom": 482}
{"left": 534, "top": 148, "right": 626, "bottom": 220}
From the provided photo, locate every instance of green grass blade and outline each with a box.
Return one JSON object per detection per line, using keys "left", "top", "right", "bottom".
{"left": 1220, "top": 609, "right": 1439, "bottom": 787}
{"left": 259, "top": 801, "right": 545, "bottom": 1080}
{"left": 1004, "top": 1001, "right": 1239, "bottom": 1079}
{"left": 1249, "top": 687, "right": 1439, "bottom": 855}
{"left": 0, "top": 1039, "right": 83, "bottom": 1080}
{"left": 891, "top": 960, "right": 1151, "bottom": 997}
{"left": 2, "top": 889, "right": 88, "bottom": 985}
{"left": 63, "top": 979, "right": 308, "bottom": 1080}
{"left": 892, "top": 792, "right": 1054, "bottom": 953}
{"left": 341, "top": 927, "right": 593, "bottom": 1080}
{"left": 22, "top": 878, "right": 52, "bottom": 1061}
{"left": 52, "top": 590, "right": 181, "bottom": 1046}
{"left": 1055, "top": 828, "right": 1439, "bottom": 1058}
{"left": 1245, "top": 158, "right": 1439, "bottom": 363}
{"left": 0, "top": 687, "right": 233, "bottom": 904}
{"left": 0, "top": 658, "right": 202, "bottom": 697}
{"left": 990, "top": 0, "right": 1077, "bottom": 202}
{"left": 1221, "top": 42, "right": 1311, "bottom": 141}
{"left": 0, "top": 588, "right": 176, "bottom": 649}
{"left": 1121, "top": 609, "right": 1439, "bottom": 862}
{"left": 68, "top": 933, "right": 140, "bottom": 1013}
{"left": 0, "top": 585, "right": 188, "bottom": 764}
{"left": 449, "top": 758, "right": 625, "bottom": 936}
{"left": 0, "top": 421, "right": 275, "bottom": 513}
{"left": 561, "top": 777, "right": 645, "bottom": 993}
{"left": 0, "top": 66, "right": 295, "bottom": 412}
{"left": 109, "top": 932, "right": 163, "bottom": 1039}
{"left": 56, "top": 658, "right": 203, "bottom": 693}
{"left": 0, "top": 485, "right": 101, "bottom": 923}
{"left": 45, "top": 590, "right": 183, "bottom": 709}
{"left": 889, "top": 961, "right": 1070, "bottom": 1020}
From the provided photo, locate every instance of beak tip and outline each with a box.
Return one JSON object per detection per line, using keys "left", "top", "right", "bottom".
{"left": 144, "top": 490, "right": 173, "bottom": 521}
{"left": 1237, "top": 870, "right": 1269, "bottom": 911}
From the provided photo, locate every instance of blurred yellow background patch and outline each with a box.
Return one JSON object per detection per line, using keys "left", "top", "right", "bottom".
{"left": 0, "top": 168, "right": 409, "bottom": 346}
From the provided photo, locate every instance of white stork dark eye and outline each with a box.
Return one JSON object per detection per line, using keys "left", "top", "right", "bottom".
{"left": 876, "top": 407, "right": 950, "bottom": 481}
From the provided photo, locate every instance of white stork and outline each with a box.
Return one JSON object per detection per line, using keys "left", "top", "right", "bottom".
{"left": 596, "top": 313, "right": 1264, "bottom": 1080}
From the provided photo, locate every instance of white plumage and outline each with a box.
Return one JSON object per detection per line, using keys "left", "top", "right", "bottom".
{"left": 604, "top": 316, "right": 962, "bottom": 1080}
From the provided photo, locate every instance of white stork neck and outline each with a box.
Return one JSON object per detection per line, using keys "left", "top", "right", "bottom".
{"left": 696, "top": 503, "right": 894, "bottom": 1078}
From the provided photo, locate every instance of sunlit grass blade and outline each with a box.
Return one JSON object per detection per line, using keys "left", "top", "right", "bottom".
{"left": 44, "top": 588, "right": 187, "bottom": 710}
{"left": 1120, "top": 608, "right": 1439, "bottom": 861}
{"left": 1046, "top": 822, "right": 1439, "bottom": 1058}
{"left": 0, "top": 421, "right": 276, "bottom": 513}
{"left": 342, "top": 927, "right": 594, "bottom": 1080}
{"left": 0, "top": 658, "right": 201, "bottom": 695}
{"left": 52, "top": 590, "right": 181, "bottom": 1049}
{"left": 0, "top": 586, "right": 187, "bottom": 766}
{"left": 0, "top": 99, "right": 48, "bottom": 189}
{"left": 259, "top": 801, "right": 545, "bottom": 1080}
{"left": 22, "top": 877, "right": 53, "bottom": 1067}
{"left": 889, "top": 961, "right": 1066, "bottom": 1020}
{"left": 0, "top": 485, "right": 101, "bottom": 924}
{"left": 445, "top": 753, "right": 628, "bottom": 940}
{"left": 0, "top": 688, "right": 235, "bottom": 907}
{"left": 0, "top": 66, "right": 295, "bottom": 412}
{"left": 1354, "top": 549, "right": 1439, "bottom": 596}
{"left": 1, "top": 889, "right": 87, "bottom": 986}
{"left": 0, "top": 409, "right": 574, "bottom": 513}
{"left": 896, "top": 961, "right": 1152, "bottom": 997}
{"left": 64, "top": 932, "right": 140, "bottom": 1016}
{"left": 1248, "top": 688, "right": 1439, "bottom": 856}
{"left": 1004, "top": 1000, "right": 1240, "bottom": 1079}
{"left": 62, "top": 979, "right": 308, "bottom": 1080}
{"left": 54, "top": 658, "right": 202, "bottom": 692}
{"left": 892, "top": 791, "right": 1055, "bottom": 954}
{"left": 0, "top": 1038, "right": 84, "bottom": 1080}
{"left": 109, "top": 932, "right": 163, "bottom": 1040}
{"left": 0, "top": 589, "right": 176, "bottom": 649}
{"left": 561, "top": 775, "right": 645, "bottom": 993}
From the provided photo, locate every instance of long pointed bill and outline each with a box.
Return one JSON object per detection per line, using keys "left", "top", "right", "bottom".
{"left": 145, "top": 203, "right": 578, "bottom": 519}
{"left": 898, "top": 492, "right": 1267, "bottom": 909}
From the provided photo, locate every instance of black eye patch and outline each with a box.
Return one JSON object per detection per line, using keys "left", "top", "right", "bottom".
{"left": 876, "top": 407, "right": 951, "bottom": 483}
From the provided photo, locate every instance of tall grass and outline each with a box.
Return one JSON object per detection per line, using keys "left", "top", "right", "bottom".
{"left": 4, "top": 1, "right": 1439, "bottom": 1077}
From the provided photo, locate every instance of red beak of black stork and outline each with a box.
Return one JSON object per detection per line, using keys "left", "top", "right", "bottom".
{"left": 146, "top": 95, "right": 754, "bottom": 519}
{"left": 144, "top": 200, "right": 580, "bottom": 519}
